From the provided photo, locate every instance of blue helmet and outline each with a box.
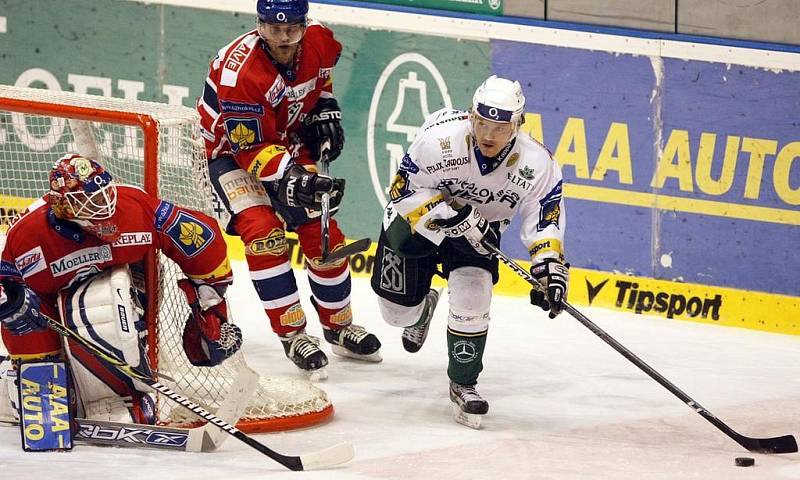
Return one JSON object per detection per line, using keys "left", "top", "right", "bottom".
{"left": 257, "top": 0, "right": 309, "bottom": 24}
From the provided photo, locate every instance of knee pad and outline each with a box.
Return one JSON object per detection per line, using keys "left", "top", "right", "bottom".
{"left": 378, "top": 296, "right": 425, "bottom": 328}
{"left": 447, "top": 267, "right": 492, "bottom": 333}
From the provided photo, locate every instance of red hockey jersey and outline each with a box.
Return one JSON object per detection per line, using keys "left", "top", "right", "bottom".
{"left": 197, "top": 22, "right": 342, "bottom": 182}
{"left": 0, "top": 185, "right": 231, "bottom": 357}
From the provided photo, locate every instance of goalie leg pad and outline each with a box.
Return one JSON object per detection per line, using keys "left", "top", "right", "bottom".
{"left": 17, "top": 360, "right": 74, "bottom": 451}
{"left": 59, "top": 266, "right": 152, "bottom": 423}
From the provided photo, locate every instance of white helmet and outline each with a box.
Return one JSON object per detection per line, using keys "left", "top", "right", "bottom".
{"left": 471, "top": 75, "right": 525, "bottom": 126}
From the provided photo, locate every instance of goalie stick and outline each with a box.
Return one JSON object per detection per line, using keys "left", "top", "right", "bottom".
{"left": 42, "top": 314, "right": 355, "bottom": 470}
{"left": 484, "top": 242, "right": 798, "bottom": 455}
{"left": 318, "top": 141, "right": 372, "bottom": 264}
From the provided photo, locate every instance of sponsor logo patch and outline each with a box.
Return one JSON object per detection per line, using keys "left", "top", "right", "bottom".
{"left": 246, "top": 229, "right": 287, "bottom": 256}
{"left": 50, "top": 246, "right": 112, "bottom": 277}
{"left": 279, "top": 303, "right": 306, "bottom": 327}
{"left": 15, "top": 246, "right": 46, "bottom": 278}
{"left": 451, "top": 340, "right": 478, "bottom": 364}
{"left": 112, "top": 232, "right": 153, "bottom": 247}
{"left": 219, "top": 101, "right": 264, "bottom": 115}
{"left": 328, "top": 306, "right": 353, "bottom": 326}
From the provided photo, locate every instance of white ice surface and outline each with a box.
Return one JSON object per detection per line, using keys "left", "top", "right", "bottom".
{"left": 2, "top": 260, "right": 799, "bottom": 479}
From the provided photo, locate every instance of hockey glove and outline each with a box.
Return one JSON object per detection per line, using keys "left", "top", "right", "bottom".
{"left": 275, "top": 164, "right": 345, "bottom": 211}
{"left": 530, "top": 259, "right": 570, "bottom": 318}
{"left": 177, "top": 279, "right": 242, "bottom": 367}
{"left": 301, "top": 97, "right": 345, "bottom": 162}
{"left": 0, "top": 280, "right": 47, "bottom": 336}
{"left": 430, "top": 204, "right": 499, "bottom": 256}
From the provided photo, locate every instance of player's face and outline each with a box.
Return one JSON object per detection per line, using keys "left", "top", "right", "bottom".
{"left": 471, "top": 114, "right": 516, "bottom": 158}
{"left": 258, "top": 20, "right": 306, "bottom": 64}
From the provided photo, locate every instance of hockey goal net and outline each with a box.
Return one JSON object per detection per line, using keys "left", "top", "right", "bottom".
{"left": 0, "top": 85, "right": 332, "bottom": 432}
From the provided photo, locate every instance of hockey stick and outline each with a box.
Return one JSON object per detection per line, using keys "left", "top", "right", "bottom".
{"left": 42, "top": 315, "right": 355, "bottom": 470}
{"left": 317, "top": 141, "right": 372, "bottom": 264}
{"left": 484, "top": 242, "right": 798, "bottom": 454}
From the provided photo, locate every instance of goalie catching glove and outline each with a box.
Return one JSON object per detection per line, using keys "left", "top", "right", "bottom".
{"left": 0, "top": 280, "right": 47, "bottom": 336}
{"left": 177, "top": 279, "right": 242, "bottom": 367}
{"left": 276, "top": 164, "right": 345, "bottom": 211}
{"left": 530, "top": 259, "right": 570, "bottom": 318}
{"left": 301, "top": 97, "right": 345, "bottom": 162}
{"left": 431, "top": 204, "right": 499, "bottom": 256}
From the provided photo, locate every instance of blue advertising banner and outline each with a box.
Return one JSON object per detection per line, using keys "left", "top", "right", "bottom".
{"left": 492, "top": 40, "right": 800, "bottom": 296}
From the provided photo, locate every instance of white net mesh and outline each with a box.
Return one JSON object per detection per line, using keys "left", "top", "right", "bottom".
{"left": 0, "top": 85, "right": 331, "bottom": 431}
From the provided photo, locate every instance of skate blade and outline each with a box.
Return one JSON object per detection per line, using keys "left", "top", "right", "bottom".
{"left": 452, "top": 404, "right": 483, "bottom": 429}
{"left": 296, "top": 366, "right": 328, "bottom": 382}
{"left": 331, "top": 345, "right": 383, "bottom": 363}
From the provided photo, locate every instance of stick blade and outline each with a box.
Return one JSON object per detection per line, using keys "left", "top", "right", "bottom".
{"left": 744, "top": 434, "right": 798, "bottom": 454}
{"left": 321, "top": 238, "right": 372, "bottom": 264}
{"left": 298, "top": 441, "right": 355, "bottom": 470}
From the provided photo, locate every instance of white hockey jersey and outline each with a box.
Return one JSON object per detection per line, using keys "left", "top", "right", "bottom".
{"left": 384, "top": 108, "right": 565, "bottom": 263}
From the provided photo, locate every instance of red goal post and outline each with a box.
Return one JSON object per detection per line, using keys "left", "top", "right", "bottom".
{"left": 0, "top": 85, "right": 332, "bottom": 432}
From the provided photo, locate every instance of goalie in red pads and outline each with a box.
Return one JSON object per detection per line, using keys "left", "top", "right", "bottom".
{"left": 0, "top": 153, "right": 241, "bottom": 429}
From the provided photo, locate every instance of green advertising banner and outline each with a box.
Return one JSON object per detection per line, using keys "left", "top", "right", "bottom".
{"left": 351, "top": 0, "right": 503, "bottom": 15}
{"left": 0, "top": 0, "right": 490, "bottom": 240}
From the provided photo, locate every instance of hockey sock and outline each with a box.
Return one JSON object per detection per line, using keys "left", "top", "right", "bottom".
{"left": 446, "top": 328, "right": 487, "bottom": 385}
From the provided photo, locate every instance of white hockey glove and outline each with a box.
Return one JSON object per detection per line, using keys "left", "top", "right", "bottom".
{"left": 530, "top": 259, "right": 570, "bottom": 318}
{"left": 0, "top": 280, "right": 47, "bottom": 336}
{"left": 431, "top": 204, "right": 499, "bottom": 256}
{"left": 177, "top": 279, "right": 242, "bottom": 367}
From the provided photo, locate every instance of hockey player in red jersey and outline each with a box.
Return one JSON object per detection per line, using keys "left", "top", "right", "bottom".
{"left": 198, "top": 0, "right": 381, "bottom": 376}
{"left": 0, "top": 153, "right": 241, "bottom": 425}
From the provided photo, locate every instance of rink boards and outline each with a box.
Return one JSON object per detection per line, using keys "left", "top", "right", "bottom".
{"left": 0, "top": 1, "right": 797, "bottom": 334}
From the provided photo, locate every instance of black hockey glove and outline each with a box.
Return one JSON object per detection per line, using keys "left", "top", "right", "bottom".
{"left": 431, "top": 204, "right": 499, "bottom": 256}
{"left": 275, "top": 164, "right": 345, "bottom": 210}
{"left": 0, "top": 280, "right": 47, "bottom": 336}
{"left": 301, "top": 97, "right": 345, "bottom": 162}
{"left": 530, "top": 259, "right": 570, "bottom": 318}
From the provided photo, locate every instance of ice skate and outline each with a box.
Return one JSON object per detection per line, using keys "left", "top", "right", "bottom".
{"left": 449, "top": 381, "right": 488, "bottom": 429}
{"left": 402, "top": 288, "right": 441, "bottom": 353}
{"left": 323, "top": 324, "right": 383, "bottom": 362}
{"left": 280, "top": 330, "right": 329, "bottom": 381}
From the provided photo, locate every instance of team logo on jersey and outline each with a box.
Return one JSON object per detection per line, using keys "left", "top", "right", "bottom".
{"left": 224, "top": 118, "right": 262, "bottom": 152}
{"left": 399, "top": 153, "right": 419, "bottom": 174}
{"left": 518, "top": 166, "right": 535, "bottom": 180}
{"left": 50, "top": 246, "right": 112, "bottom": 277}
{"left": 15, "top": 246, "right": 46, "bottom": 278}
{"left": 165, "top": 212, "right": 214, "bottom": 258}
{"left": 389, "top": 170, "right": 412, "bottom": 202}
{"left": 438, "top": 137, "right": 452, "bottom": 153}
{"left": 318, "top": 67, "right": 333, "bottom": 79}
{"left": 112, "top": 232, "right": 153, "bottom": 247}
{"left": 367, "top": 53, "right": 453, "bottom": 206}
{"left": 538, "top": 180, "right": 563, "bottom": 231}
{"left": 246, "top": 229, "right": 287, "bottom": 256}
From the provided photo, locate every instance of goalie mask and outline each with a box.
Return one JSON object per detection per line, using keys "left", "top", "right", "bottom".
{"left": 47, "top": 153, "right": 120, "bottom": 242}
{"left": 470, "top": 75, "right": 526, "bottom": 158}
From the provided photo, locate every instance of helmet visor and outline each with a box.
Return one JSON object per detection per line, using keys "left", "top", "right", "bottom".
{"left": 257, "top": 20, "right": 306, "bottom": 46}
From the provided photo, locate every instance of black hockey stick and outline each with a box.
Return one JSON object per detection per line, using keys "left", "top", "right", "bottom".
{"left": 42, "top": 315, "right": 355, "bottom": 470}
{"left": 317, "top": 141, "right": 372, "bottom": 264}
{"left": 484, "top": 242, "right": 798, "bottom": 454}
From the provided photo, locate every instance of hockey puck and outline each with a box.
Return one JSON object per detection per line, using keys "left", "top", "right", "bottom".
{"left": 735, "top": 457, "right": 755, "bottom": 467}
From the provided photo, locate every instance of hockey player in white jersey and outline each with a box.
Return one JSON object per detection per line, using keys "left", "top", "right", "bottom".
{"left": 370, "top": 75, "right": 569, "bottom": 428}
